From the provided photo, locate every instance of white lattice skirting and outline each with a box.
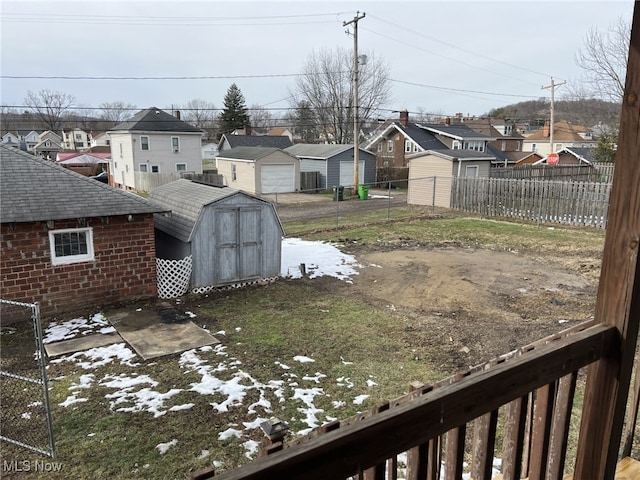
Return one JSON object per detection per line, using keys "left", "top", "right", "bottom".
{"left": 156, "top": 256, "right": 193, "bottom": 299}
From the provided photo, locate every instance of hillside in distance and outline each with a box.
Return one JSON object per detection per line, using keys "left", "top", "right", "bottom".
{"left": 486, "top": 98, "right": 621, "bottom": 129}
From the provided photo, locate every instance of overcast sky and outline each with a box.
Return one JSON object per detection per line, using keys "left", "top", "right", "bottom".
{"left": 1, "top": 0, "right": 634, "bottom": 122}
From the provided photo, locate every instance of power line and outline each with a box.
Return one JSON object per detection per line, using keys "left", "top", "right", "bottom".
{"left": 1, "top": 73, "right": 315, "bottom": 80}
{"left": 390, "top": 79, "right": 544, "bottom": 99}
{"left": 367, "top": 13, "right": 555, "bottom": 80}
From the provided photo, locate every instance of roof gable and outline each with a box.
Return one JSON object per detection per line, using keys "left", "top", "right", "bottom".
{"left": 216, "top": 146, "right": 297, "bottom": 162}
{"left": 419, "top": 123, "right": 492, "bottom": 141}
{"left": 0, "top": 145, "right": 162, "bottom": 223}
{"left": 109, "top": 107, "right": 203, "bottom": 134}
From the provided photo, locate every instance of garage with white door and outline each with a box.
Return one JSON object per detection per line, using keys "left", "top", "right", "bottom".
{"left": 215, "top": 146, "right": 300, "bottom": 195}
{"left": 261, "top": 164, "right": 296, "bottom": 193}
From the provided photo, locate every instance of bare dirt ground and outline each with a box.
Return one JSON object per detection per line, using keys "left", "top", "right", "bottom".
{"left": 334, "top": 241, "right": 599, "bottom": 373}
{"left": 273, "top": 191, "right": 601, "bottom": 372}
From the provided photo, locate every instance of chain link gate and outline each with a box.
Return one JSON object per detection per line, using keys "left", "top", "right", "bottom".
{"left": 0, "top": 300, "right": 55, "bottom": 458}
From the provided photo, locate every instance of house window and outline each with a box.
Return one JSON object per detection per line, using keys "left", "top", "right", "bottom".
{"left": 501, "top": 141, "right": 507, "bottom": 151}
{"left": 377, "top": 143, "right": 382, "bottom": 152}
{"left": 387, "top": 140, "right": 393, "bottom": 152}
{"left": 45, "top": 141, "right": 51, "bottom": 147}
{"left": 119, "top": 143, "right": 123, "bottom": 157}
{"left": 465, "top": 165, "right": 479, "bottom": 178}
{"left": 75, "top": 133, "right": 82, "bottom": 140}
{"left": 515, "top": 141, "right": 520, "bottom": 152}
{"left": 231, "top": 163, "right": 237, "bottom": 181}
{"left": 49, "top": 228, "right": 94, "bottom": 266}
{"left": 404, "top": 139, "right": 411, "bottom": 153}
{"left": 171, "top": 137, "right": 180, "bottom": 153}
{"left": 452, "top": 140, "right": 461, "bottom": 150}
{"left": 151, "top": 165, "right": 160, "bottom": 173}
{"left": 139, "top": 164, "right": 148, "bottom": 172}
{"left": 413, "top": 143, "right": 419, "bottom": 152}
{"left": 176, "top": 163, "right": 187, "bottom": 172}
{"left": 531, "top": 143, "right": 537, "bottom": 152}
{"left": 463, "top": 140, "right": 484, "bottom": 152}
{"left": 106, "top": 140, "right": 110, "bottom": 146}
{"left": 140, "top": 136, "right": 150, "bottom": 151}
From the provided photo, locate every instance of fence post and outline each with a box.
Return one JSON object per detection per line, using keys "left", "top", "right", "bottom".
{"left": 387, "top": 181, "right": 392, "bottom": 222}
{"left": 432, "top": 176, "right": 436, "bottom": 214}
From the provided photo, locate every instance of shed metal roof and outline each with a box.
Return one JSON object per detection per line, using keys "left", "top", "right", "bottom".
{"left": 0, "top": 145, "right": 164, "bottom": 223}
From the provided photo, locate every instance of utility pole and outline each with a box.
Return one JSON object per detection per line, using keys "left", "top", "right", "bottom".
{"left": 344, "top": 11, "right": 365, "bottom": 195}
{"left": 542, "top": 77, "right": 566, "bottom": 154}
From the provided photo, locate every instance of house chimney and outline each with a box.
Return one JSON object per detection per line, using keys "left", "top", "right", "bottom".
{"left": 175, "top": 110, "right": 181, "bottom": 120}
{"left": 245, "top": 124, "right": 252, "bottom": 136}
{"left": 399, "top": 110, "right": 409, "bottom": 127}
{"left": 542, "top": 120, "right": 550, "bottom": 138}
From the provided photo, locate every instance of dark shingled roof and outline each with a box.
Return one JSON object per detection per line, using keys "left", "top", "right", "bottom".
{"left": 220, "top": 134, "right": 293, "bottom": 150}
{"left": 0, "top": 145, "right": 164, "bottom": 223}
{"left": 419, "top": 123, "right": 492, "bottom": 140}
{"left": 216, "top": 146, "right": 296, "bottom": 161}
{"left": 109, "top": 107, "right": 203, "bottom": 133}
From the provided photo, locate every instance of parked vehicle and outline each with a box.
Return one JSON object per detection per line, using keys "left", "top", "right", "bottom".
{"left": 90, "top": 171, "right": 108, "bottom": 183}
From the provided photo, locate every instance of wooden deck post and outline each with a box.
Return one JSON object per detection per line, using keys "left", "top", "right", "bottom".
{"left": 573, "top": 4, "right": 640, "bottom": 478}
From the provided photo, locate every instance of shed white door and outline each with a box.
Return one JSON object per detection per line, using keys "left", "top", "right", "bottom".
{"left": 261, "top": 164, "right": 295, "bottom": 193}
{"left": 339, "top": 160, "right": 365, "bottom": 187}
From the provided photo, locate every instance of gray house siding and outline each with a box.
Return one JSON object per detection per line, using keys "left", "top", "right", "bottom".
{"left": 327, "top": 150, "right": 376, "bottom": 188}
{"left": 300, "top": 159, "right": 328, "bottom": 189}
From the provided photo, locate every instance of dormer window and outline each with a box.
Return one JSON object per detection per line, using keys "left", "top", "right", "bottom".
{"left": 404, "top": 139, "right": 411, "bottom": 153}
{"left": 452, "top": 140, "right": 461, "bottom": 150}
{"left": 463, "top": 140, "right": 484, "bottom": 152}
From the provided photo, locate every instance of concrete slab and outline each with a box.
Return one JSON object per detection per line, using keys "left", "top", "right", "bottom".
{"left": 107, "top": 306, "right": 219, "bottom": 360}
{"left": 45, "top": 332, "right": 123, "bottom": 358}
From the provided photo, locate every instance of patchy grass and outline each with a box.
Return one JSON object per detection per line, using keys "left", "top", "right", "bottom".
{"left": 0, "top": 210, "right": 607, "bottom": 479}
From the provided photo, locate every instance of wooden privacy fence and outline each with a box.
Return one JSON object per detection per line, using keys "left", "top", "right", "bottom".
{"left": 489, "top": 165, "right": 601, "bottom": 182}
{"left": 134, "top": 172, "right": 224, "bottom": 193}
{"left": 451, "top": 177, "right": 612, "bottom": 228}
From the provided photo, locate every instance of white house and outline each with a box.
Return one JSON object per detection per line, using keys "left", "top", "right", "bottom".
{"left": 61, "top": 128, "right": 90, "bottom": 150}
{"left": 107, "top": 107, "right": 204, "bottom": 191}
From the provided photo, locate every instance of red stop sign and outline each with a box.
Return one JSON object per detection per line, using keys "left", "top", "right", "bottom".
{"left": 547, "top": 152, "right": 559, "bottom": 165}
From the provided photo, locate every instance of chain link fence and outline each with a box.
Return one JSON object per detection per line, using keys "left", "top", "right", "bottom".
{"left": 0, "top": 300, "right": 55, "bottom": 458}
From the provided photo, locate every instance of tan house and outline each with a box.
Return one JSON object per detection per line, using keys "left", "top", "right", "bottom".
{"left": 215, "top": 146, "right": 300, "bottom": 195}
{"left": 522, "top": 120, "right": 597, "bottom": 156}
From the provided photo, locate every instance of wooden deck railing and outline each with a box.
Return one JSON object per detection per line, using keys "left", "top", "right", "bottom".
{"left": 191, "top": 322, "right": 618, "bottom": 480}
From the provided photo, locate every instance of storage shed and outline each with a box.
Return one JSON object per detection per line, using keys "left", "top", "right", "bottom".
{"left": 407, "top": 149, "right": 495, "bottom": 208}
{"left": 149, "top": 179, "right": 284, "bottom": 292}
{"left": 285, "top": 144, "right": 376, "bottom": 190}
{"left": 215, "top": 146, "right": 300, "bottom": 195}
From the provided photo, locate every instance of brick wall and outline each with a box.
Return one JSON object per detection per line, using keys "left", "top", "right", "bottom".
{"left": 1, "top": 214, "right": 157, "bottom": 318}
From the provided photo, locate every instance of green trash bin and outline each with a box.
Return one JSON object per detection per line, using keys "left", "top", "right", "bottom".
{"left": 358, "top": 185, "right": 369, "bottom": 200}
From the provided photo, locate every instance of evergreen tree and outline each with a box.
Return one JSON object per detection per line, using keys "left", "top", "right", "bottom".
{"left": 293, "top": 100, "right": 317, "bottom": 143}
{"left": 219, "top": 84, "right": 250, "bottom": 136}
{"left": 593, "top": 131, "right": 618, "bottom": 163}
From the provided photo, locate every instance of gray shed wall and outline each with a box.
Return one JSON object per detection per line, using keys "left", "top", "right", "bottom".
{"left": 189, "top": 194, "right": 282, "bottom": 288}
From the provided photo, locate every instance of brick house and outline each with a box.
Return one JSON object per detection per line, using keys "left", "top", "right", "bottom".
{"left": 0, "top": 145, "right": 164, "bottom": 318}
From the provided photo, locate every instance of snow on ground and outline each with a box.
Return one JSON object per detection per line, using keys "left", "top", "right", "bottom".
{"left": 281, "top": 238, "right": 362, "bottom": 282}
{"left": 47, "top": 238, "right": 382, "bottom": 459}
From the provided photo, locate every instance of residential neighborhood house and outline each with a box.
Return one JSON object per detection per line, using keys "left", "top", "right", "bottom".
{"left": 0, "top": 145, "right": 164, "bottom": 317}
{"left": 522, "top": 120, "right": 597, "bottom": 156}
{"left": 107, "top": 107, "right": 204, "bottom": 191}
{"left": 61, "top": 127, "right": 91, "bottom": 151}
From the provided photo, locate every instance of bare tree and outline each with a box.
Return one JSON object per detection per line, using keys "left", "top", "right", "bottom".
{"left": 24, "top": 89, "right": 76, "bottom": 132}
{"left": 575, "top": 16, "right": 630, "bottom": 102}
{"left": 99, "top": 101, "right": 137, "bottom": 125}
{"left": 249, "top": 104, "right": 274, "bottom": 132}
{"left": 180, "top": 99, "right": 215, "bottom": 128}
{"left": 289, "top": 47, "right": 391, "bottom": 144}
